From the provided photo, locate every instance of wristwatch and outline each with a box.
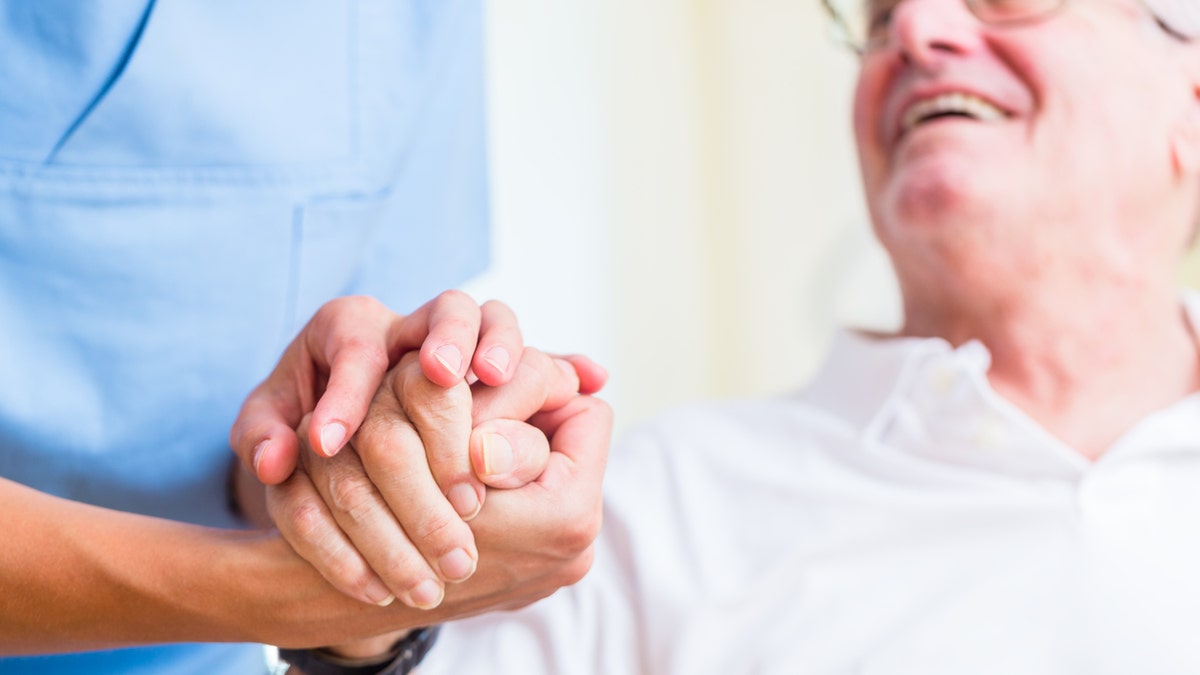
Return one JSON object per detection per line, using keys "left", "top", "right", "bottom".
{"left": 279, "top": 626, "right": 441, "bottom": 675}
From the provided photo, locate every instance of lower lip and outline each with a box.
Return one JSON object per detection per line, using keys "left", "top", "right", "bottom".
{"left": 897, "top": 116, "right": 993, "bottom": 141}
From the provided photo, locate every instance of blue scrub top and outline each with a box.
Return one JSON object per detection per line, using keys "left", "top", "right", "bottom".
{"left": 0, "top": 0, "right": 489, "bottom": 671}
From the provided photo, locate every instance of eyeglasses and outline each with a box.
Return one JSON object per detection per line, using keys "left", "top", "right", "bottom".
{"left": 821, "top": 0, "right": 1195, "bottom": 55}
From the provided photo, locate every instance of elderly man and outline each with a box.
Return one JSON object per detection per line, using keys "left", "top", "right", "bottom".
{"left": 370, "top": 0, "right": 1200, "bottom": 671}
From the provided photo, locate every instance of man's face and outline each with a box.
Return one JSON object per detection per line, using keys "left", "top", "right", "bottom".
{"left": 853, "top": 0, "right": 1198, "bottom": 290}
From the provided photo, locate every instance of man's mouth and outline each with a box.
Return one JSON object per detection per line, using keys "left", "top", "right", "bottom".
{"left": 900, "top": 93, "right": 1007, "bottom": 136}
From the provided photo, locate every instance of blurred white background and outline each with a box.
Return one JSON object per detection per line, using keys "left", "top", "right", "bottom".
{"left": 463, "top": 0, "right": 904, "bottom": 433}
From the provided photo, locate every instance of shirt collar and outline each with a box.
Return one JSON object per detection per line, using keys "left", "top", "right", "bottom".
{"left": 802, "top": 291, "right": 1200, "bottom": 479}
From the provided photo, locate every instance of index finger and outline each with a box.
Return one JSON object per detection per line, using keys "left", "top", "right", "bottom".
{"left": 469, "top": 300, "right": 525, "bottom": 387}
{"left": 471, "top": 349, "right": 581, "bottom": 424}
{"left": 393, "top": 290, "right": 483, "bottom": 388}
{"left": 306, "top": 296, "right": 405, "bottom": 457}
{"left": 230, "top": 296, "right": 402, "bottom": 483}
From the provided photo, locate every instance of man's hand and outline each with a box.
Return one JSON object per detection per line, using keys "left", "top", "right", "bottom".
{"left": 230, "top": 292, "right": 526, "bottom": 486}
{"left": 246, "top": 383, "right": 611, "bottom": 652}
{"left": 453, "top": 388, "right": 612, "bottom": 611}
{"left": 267, "top": 348, "right": 607, "bottom": 608}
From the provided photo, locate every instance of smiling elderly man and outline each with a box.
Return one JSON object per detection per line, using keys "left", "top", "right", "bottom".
{"left": 409, "top": 0, "right": 1200, "bottom": 672}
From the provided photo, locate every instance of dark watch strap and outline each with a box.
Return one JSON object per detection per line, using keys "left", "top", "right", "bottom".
{"left": 279, "top": 625, "right": 441, "bottom": 675}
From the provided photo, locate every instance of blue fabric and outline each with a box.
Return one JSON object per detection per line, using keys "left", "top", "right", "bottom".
{"left": 0, "top": 643, "right": 270, "bottom": 675}
{"left": 0, "top": 0, "right": 489, "bottom": 672}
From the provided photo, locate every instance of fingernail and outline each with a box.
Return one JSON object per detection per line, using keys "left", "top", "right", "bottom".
{"left": 438, "top": 548, "right": 477, "bottom": 582}
{"left": 320, "top": 422, "right": 347, "bottom": 457}
{"left": 483, "top": 346, "right": 511, "bottom": 375}
{"left": 363, "top": 579, "right": 395, "bottom": 607}
{"left": 434, "top": 345, "right": 462, "bottom": 377}
{"left": 405, "top": 579, "right": 445, "bottom": 610}
{"left": 447, "top": 483, "right": 481, "bottom": 520}
{"left": 252, "top": 439, "right": 269, "bottom": 474}
{"left": 481, "top": 433, "right": 514, "bottom": 476}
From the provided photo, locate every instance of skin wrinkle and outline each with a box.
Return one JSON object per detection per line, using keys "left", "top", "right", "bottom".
{"left": 854, "top": 0, "right": 1200, "bottom": 458}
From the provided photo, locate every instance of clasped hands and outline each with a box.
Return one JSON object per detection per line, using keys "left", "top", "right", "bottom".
{"left": 229, "top": 292, "right": 611, "bottom": 651}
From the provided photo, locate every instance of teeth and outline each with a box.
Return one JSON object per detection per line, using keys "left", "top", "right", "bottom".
{"left": 901, "top": 93, "right": 1005, "bottom": 133}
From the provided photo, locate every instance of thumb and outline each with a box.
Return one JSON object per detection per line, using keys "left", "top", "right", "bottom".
{"left": 470, "top": 418, "right": 552, "bottom": 489}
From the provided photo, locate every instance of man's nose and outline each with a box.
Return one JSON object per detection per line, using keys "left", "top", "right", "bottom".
{"left": 885, "top": 0, "right": 985, "bottom": 67}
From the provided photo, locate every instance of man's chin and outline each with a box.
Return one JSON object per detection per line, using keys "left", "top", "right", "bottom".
{"left": 881, "top": 162, "right": 989, "bottom": 229}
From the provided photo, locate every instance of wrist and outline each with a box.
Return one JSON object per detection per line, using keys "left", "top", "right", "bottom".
{"left": 280, "top": 626, "right": 441, "bottom": 675}
{"left": 324, "top": 630, "right": 413, "bottom": 659}
{"left": 235, "top": 533, "right": 430, "bottom": 648}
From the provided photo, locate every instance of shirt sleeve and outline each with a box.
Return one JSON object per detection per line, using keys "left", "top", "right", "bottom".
{"left": 420, "top": 526, "right": 644, "bottom": 674}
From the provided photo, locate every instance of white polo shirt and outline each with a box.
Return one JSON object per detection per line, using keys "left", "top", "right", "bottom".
{"left": 425, "top": 318, "right": 1200, "bottom": 674}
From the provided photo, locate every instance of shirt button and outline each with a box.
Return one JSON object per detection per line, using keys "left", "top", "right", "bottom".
{"left": 971, "top": 414, "right": 1008, "bottom": 450}
{"left": 926, "top": 363, "right": 958, "bottom": 395}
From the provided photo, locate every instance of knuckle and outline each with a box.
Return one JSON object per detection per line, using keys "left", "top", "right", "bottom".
{"left": 315, "top": 296, "right": 388, "bottom": 335}
{"left": 285, "top": 499, "right": 330, "bottom": 544}
{"left": 588, "top": 397, "right": 615, "bottom": 427}
{"left": 437, "top": 379, "right": 473, "bottom": 412}
{"left": 279, "top": 490, "right": 398, "bottom": 596}
{"left": 323, "top": 556, "right": 381, "bottom": 600}
{"left": 558, "top": 547, "right": 596, "bottom": 586}
{"left": 434, "top": 316, "right": 478, "bottom": 341}
{"left": 396, "top": 361, "right": 434, "bottom": 396}
{"left": 376, "top": 551, "right": 430, "bottom": 588}
{"left": 326, "top": 473, "right": 379, "bottom": 523}
{"left": 520, "top": 347, "right": 551, "bottom": 373}
{"left": 314, "top": 296, "right": 348, "bottom": 322}
{"left": 479, "top": 298, "right": 512, "bottom": 314}
{"left": 396, "top": 349, "right": 422, "bottom": 371}
{"left": 434, "top": 289, "right": 473, "bottom": 308}
{"left": 403, "top": 378, "right": 472, "bottom": 426}
{"left": 480, "top": 300, "right": 518, "bottom": 327}
{"left": 553, "top": 504, "right": 603, "bottom": 554}
{"left": 327, "top": 294, "right": 380, "bottom": 316}
{"left": 341, "top": 337, "right": 390, "bottom": 373}
{"left": 595, "top": 397, "right": 615, "bottom": 419}
{"left": 280, "top": 493, "right": 378, "bottom": 595}
{"left": 405, "top": 370, "right": 469, "bottom": 401}
{"left": 353, "top": 401, "right": 404, "bottom": 450}
{"left": 523, "top": 345, "right": 564, "bottom": 393}
{"left": 518, "top": 348, "right": 557, "bottom": 391}
{"left": 408, "top": 510, "right": 460, "bottom": 545}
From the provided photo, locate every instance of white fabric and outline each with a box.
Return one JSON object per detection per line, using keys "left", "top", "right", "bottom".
{"left": 423, "top": 304, "right": 1200, "bottom": 674}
